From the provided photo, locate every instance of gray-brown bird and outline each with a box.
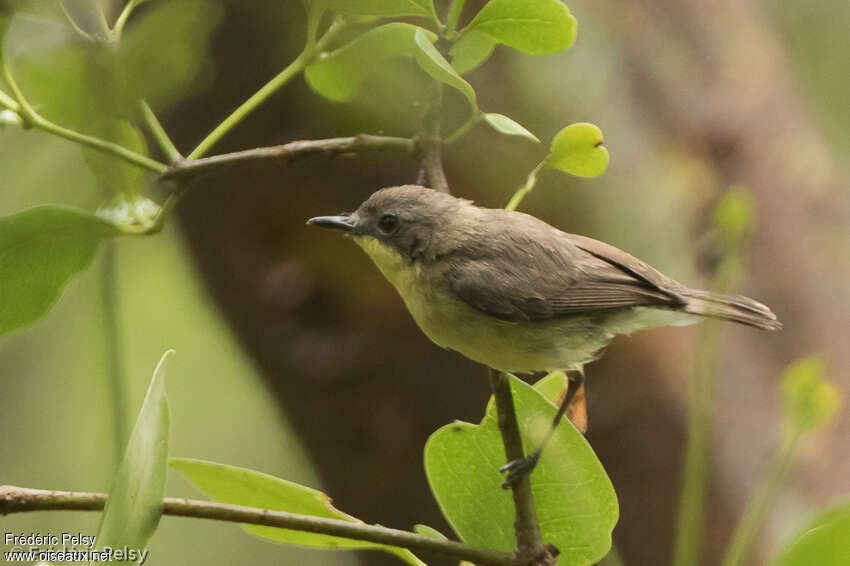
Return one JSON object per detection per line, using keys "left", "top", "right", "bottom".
{"left": 308, "top": 185, "right": 780, "bottom": 483}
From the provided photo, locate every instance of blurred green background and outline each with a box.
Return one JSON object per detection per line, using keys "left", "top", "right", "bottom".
{"left": 1, "top": 1, "right": 848, "bottom": 565}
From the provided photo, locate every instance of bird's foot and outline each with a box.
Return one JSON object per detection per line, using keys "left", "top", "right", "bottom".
{"left": 499, "top": 448, "right": 541, "bottom": 489}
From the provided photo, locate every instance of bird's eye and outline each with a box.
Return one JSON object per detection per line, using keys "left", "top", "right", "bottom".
{"left": 378, "top": 214, "right": 398, "bottom": 233}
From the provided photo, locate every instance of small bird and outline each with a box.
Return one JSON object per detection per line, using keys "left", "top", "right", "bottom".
{"left": 308, "top": 185, "right": 780, "bottom": 483}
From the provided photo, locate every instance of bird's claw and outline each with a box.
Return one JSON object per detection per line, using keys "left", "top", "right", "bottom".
{"left": 499, "top": 449, "right": 541, "bottom": 488}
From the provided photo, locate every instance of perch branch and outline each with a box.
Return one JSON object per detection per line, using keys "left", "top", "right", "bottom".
{"left": 0, "top": 485, "right": 516, "bottom": 566}
{"left": 488, "top": 370, "right": 555, "bottom": 565}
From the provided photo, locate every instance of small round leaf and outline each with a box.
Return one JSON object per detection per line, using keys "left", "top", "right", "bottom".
{"left": 547, "top": 122, "right": 610, "bottom": 178}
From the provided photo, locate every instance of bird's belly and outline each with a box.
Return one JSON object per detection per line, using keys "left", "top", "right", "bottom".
{"left": 402, "top": 283, "right": 613, "bottom": 373}
{"left": 353, "top": 235, "right": 617, "bottom": 372}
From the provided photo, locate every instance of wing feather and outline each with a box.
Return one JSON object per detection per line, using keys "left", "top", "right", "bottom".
{"left": 442, "top": 213, "right": 683, "bottom": 322}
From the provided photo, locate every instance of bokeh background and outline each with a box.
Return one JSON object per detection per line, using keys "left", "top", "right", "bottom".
{"left": 1, "top": 1, "right": 848, "bottom": 565}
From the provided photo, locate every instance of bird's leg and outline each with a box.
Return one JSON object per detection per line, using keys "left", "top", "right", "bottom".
{"left": 500, "top": 368, "right": 586, "bottom": 488}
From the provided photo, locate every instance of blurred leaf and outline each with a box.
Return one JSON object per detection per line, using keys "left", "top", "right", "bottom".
{"left": 0, "top": 206, "right": 117, "bottom": 336}
{"left": 306, "top": 23, "right": 436, "bottom": 102}
{"left": 483, "top": 113, "right": 539, "bottom": 142}
{"left": 713, "top": 186, "right": 756, "bottom": 245}
{"left": 171, "top": 458, "right": 427, "bottom": 566}
{"left": 116, "top": 0, "right": 223, "bottom": 111}
{"left": 83, "top": 120, "right": 148, "bottom": 196}
{"left": 461, "top": 0, "right": 577, "bottom": 55}
{"left": 781, "top": 356, "right": 840, "bottom": 435}
{"left": 325, "top": 0, "right": 436, "bottom": 19}
{"left": 547, "top": 122, "right": 609, "bottom": 178}
{"left": 772, "top": 503, "right": 850, "bottom": 566}
{"left": 96, "top": 350, "right": 171, "bottom": 552}
{"left": 413, "top": 28, "right": 477, "bottom": 109}
{"left": 449, "top": 29, "right": 495, "bottom": 74}
{"left": 424, "top": 375, "right": 618, "bottom": 566}
{"left": 3, "top": 1, "right": 221, "bottom": 128}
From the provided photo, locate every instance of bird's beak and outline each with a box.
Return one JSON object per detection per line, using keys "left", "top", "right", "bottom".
{"left": 306, "top": 214, "right": 356, "bottom": 232}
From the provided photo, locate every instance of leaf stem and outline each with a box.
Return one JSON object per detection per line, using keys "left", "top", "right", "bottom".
{"left": 444, "top": 111, "right": 482, "bottom": 144}
{"left": 0, "top": 89, "right": 21, "bottom": 113}
{"left": 671, "top": 319, "right": 721, "bottom": 566}
{"left": 446, "top": 0, "right": 467, "bottom": 36}
{"left": 100, "top": 241, "right": 129, "bottom": 468}
{"left": 59, "top": 1, "right": 96, "bottom": 41}
{"left": 505, "top": 160, "right": 546, "bottom": 211}
{"left": 719, "top": 432, "right": 800, "bottom": 566}
{"left": 112, "top": 0, "right": 141, "bottom": 40}
{"left": 0, "top": 485, "right": 517, "bottom": 566}
{"left": 1, "top": 63, "right": 167, "bottom": 174}
{"left": 187, "top": 19, "right": 347, "bottom": 160}
{"left": 140, "top": 101, "right": 183, "bottom": 163}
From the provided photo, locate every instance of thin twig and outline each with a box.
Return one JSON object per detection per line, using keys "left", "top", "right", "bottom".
{"left": 162, "top": 135, "right": 415, "bottom": 181}
{"left": 487, "top": 370, "right": 551, "bottom": 564}
{"left": 0, "top": 485, "right": 516, "bottom": 566}
{"left": 187, "top": 18, "right": 347, "bottom": 160}
{"left": 140, "top": 101, "right": 183, "bottom": 163}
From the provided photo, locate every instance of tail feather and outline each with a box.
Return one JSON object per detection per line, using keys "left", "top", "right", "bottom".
{"left": 682, "top": 290, "right": 782, "bottom": 330}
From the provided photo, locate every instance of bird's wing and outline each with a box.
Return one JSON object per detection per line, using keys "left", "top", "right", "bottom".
{"left": 444, "top": 221, "right": 684, "bottom": 323}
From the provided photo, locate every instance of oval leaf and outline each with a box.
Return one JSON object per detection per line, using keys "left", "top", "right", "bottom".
{"left": 547, "top": 122, "right": 609, "bottom": 178}
{"left": 306, "top": 23, "right": 436, "bottom": 102}
{"left": 96, "top": 351, "right": 172, "bottom": 554}
{"left": 326, "top": 0, "right": 436, "bottom": 19}
{"left": 449, "top": 30, "right": 496, "bottom": 74}
{"left": 413, "top": 28, "right": 477, "bottom": 109}
{"left": 425, "top": 374, "right": 618, "bottom": 566}
{"left": 772, "top": 503, "right": 850, "bottom": 566}
{"left": 483, "top": 113, "right": 540, "bottom": 143}
{"left": 0, "top": 206, "right": 117, "bottom": 336}
{"left": 462, "top": 0, "right": 577, "bottom": 55}
{"left": 170, "top": 458, "right": 426, "bottom": 566}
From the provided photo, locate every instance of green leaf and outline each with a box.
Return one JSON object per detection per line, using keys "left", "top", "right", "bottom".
{"left": 116, "top": 0, "right": 224, "bottom": 111}
{"left": 83, "top": 120, "right": 149, "bottom": 196}
{"left": 170, "top": 458, "right": 426, "bottom": 566}
{"left": 781, "top": 356, "right": 841, "bottom": 435}
{"left": 413, "top": 28, "right": 477, "bottom": 109}
{"left": 0, "top": 206, "right": 117, "bottom": 336}
{"left": 4, "top": 2, "right": 221, "bottom": 127}
{"left": 483, "top": 113, "right": 539, "bottom": 143}
{"left": 424, "top": 374, "right": 618, "bottom": 566}
{"left": 305, "top": 23, "right": 436, "bottom": 102}
{"left": 96, "top": 350, "right": 172, "bottom": 552}
{"left": 326, "top": 0, "right": 437, "bottom": 19}
{"left": 462, "top": 0, "right": 577, "bottom": 55}
{"left": 533, "top": 371, "right": 568, "bottom": 403}
{"left": 772, "top": 503, "right": 850, "bottom": 566}
{"left": 547, "top": 122, "right": 610, "bottom": 178}
{"left": 449, "top": 30, "right": 495, "bottom": 74}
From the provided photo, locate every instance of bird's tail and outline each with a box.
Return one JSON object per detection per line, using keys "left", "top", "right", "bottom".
{"left": 682, "top": 290, "right": 782, "bottom": 330}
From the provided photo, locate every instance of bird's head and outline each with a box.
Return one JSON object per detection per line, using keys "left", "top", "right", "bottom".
{"left": 307, "top": 185, "right": 467, "bottom": 263}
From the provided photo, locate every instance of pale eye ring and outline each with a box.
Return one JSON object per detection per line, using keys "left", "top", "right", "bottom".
{"left": 378, "top": 214, "right": 398, "bottom": 233}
